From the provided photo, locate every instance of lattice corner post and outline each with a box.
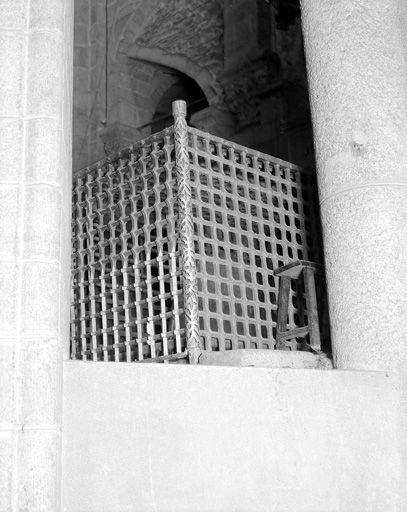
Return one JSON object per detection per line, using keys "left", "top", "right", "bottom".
{"left": 172, "top": 100, "right": 202, "bottom": 364}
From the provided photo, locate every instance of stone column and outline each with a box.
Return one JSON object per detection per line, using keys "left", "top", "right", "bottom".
{"left": 0, "top": 1, "right": 73, "bottom": 510}
{"left": 300, "top": 0, "right": 407, "bottom": 374}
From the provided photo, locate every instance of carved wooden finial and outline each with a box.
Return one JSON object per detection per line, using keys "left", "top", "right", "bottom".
{"left": 172, "top": 100, "right": 187, "bottom": 119}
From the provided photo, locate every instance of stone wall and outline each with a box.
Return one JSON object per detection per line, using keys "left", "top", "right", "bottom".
{"left": 72, "top": 0, "right": 314, "bottom": 171}
{"left": 73, "top": 0, "right": 91, "bottom": 169}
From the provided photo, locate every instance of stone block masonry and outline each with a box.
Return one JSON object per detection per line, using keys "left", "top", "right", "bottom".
{"left": 0, "top": 1, "right": 73, "bottom": 510}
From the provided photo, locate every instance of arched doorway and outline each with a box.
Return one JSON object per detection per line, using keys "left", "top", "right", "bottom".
{"left": 150, "top": 72, "right": 208, "bottom": 133}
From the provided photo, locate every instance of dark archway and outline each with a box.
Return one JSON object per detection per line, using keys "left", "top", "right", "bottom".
{"left": 151, "top": 72, "right": 208, "bottom": 133}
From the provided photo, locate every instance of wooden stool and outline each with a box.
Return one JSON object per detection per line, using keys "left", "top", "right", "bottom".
{"left": 274, "top": 260, "right": 325, "bottom": 351}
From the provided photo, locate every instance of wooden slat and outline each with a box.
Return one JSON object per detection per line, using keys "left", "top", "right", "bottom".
{"left": 303, "top": 266, "right": 321, "bottom": 350}
{"left": 277, "top": 325, "right": 309, "bottom": 341}
{"left": 275, "top": 275, "right": 291, "bottom": 349}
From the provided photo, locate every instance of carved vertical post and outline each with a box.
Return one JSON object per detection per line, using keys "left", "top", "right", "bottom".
{"left": 172, "top": 100, "right": 202, "bottom": 364}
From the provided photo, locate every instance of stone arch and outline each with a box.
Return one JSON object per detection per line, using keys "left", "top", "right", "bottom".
{"left": 149, "top": 71, "right": 208, "bottom": 133}
{"left": 112, "top": 0, "right": 225, "bottom": 117}
{"left": 102, "top": 0, "right": 232, "bottom": 149}
{"left": 127, "top": 45, "right": 222, "bottom": 106}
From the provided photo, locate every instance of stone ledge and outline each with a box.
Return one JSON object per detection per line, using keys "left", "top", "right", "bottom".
{"left": 62, "top": 359, "right": 401, "bottom": 512}
{"left": 199, "top": 348, "right": 333, "bottom": 369}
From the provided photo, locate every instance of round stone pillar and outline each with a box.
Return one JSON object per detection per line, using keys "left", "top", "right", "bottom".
{"left": 300, "top": 0, "right": 407, "bottom": 374}
{"left": 0, "top": 1, "right": 73, "bottom": 510}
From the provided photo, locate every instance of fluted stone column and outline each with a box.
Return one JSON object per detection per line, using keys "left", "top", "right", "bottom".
{"left": 0, "top": 1, "right": 73, "bottom": 510}
{"left": 300, "top": 0, "right": 407, "bottom": 375}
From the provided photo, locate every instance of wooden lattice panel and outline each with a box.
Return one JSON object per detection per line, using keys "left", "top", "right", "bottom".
{"left": 71, "top": 103, "right": 325, "bottom": 362}
{"left": 187, "top": 127, "right": 323, "bottom": 352}
{"left": 70, "top": 128, "right": 186, "bottom": 361}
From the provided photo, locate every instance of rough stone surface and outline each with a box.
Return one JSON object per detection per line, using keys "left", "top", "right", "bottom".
{"left": 321, "top": 186, "right": 407, "bottom": 373}
{"left": 62, "top": 362, "right": 403, "bottom": 512}
{"left": 137, "top": 0, "right": 223, "bottom": 73}
{"left": 300, "top": 0, "right": 407, "bottom": 375}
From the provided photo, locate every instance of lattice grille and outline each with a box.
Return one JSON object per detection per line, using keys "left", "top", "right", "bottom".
{"left": 71, "top": 127, "right": 186, "bottom": 361}
{"left": 70, "top": 101, "right": 324, "bottom": 362}
{"left": 187, "top": 127, "right": 322, "bottom": 352}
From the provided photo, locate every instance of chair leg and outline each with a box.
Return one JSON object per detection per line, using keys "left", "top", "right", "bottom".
{"left": 275, "top": 275, "right": 291, "bottom": 350}
{"left": 303, "top": 267, "right": 321, "bottom": 351}
{"left": 319, "top": 281, "right": 331, "bottom": 352}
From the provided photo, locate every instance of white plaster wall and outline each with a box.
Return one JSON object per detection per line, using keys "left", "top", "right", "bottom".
{"left": 62, "top": 363, "right": 403, "bottom": 512}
